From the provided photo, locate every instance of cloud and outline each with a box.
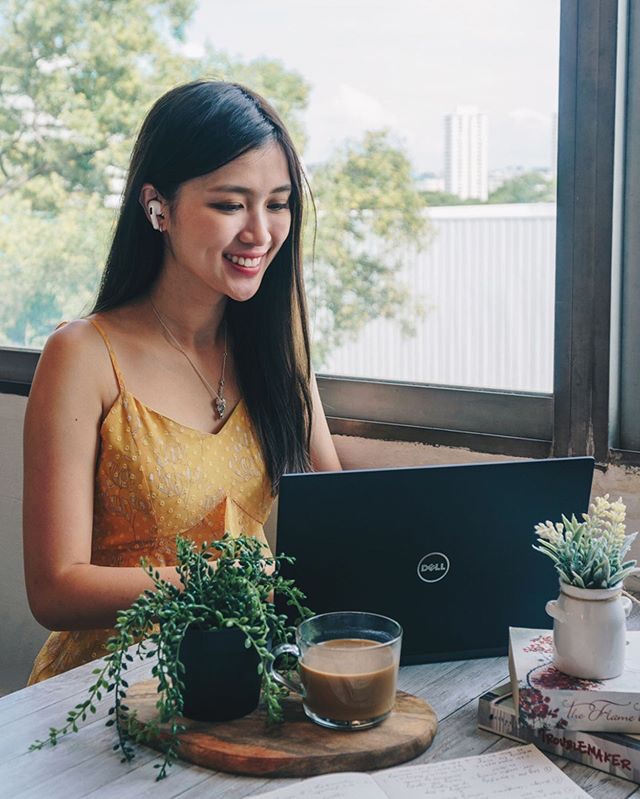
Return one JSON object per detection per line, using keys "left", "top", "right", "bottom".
{"left": 305, "top": 83, "right": 408, "bottom": 163}
{"left": 331, "top": 84, "right": 399, "bottom": 128}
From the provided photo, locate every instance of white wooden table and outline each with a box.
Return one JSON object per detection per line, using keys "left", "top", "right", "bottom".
{"left": 2, "top": 625, "right": 639, "bottom": 798}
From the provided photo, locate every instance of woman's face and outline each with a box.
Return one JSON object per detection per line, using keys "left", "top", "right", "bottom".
{"left": 163, "top": 141, "right": 293, "bottom": 302}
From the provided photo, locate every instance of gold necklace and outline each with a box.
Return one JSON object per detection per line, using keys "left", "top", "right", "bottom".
{"left": 150, "top": 301, "right": 228, "bottom": 419}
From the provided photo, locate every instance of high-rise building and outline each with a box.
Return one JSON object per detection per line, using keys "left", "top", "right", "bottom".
{"left": 444, "top": 105, "right": 489, "bottom": 201}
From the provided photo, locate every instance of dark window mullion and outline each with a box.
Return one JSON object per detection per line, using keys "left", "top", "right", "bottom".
{"left": 553, "top": 0, "right": 618, "bottom": 462}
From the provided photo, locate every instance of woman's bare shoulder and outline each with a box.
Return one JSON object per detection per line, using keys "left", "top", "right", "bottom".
{"left": 44, "top": 317, "right": 106, "bottom": 356}
{"left": 34, "top": 319, "right": 116, "bottom": 413}
{"left": 48, "top": 304, "right": 143, "bottom": 354}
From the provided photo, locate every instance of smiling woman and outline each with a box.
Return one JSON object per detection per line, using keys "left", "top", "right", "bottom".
{"left": 22, "top": 80, "right": 341, "bottom": 685}
{"left": 146, "top": 144, "right": 294, "bottom": 303}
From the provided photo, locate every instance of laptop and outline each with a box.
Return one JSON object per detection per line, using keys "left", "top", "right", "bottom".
{"left": 276, "top": 456, "right": 595, "bottom": 664}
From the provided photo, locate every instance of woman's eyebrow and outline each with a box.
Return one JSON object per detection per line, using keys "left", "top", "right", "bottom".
{"left": 205, "top": 183, "right": 292, "bottom": 194}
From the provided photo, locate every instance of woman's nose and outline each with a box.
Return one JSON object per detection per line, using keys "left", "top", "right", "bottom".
{"left": 238, "top": 210, "right": 270, "bottom": 247}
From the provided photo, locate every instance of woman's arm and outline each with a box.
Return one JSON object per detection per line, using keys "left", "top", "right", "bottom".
{"left": 23, "top": 321, "right": 180, "bottom": 631}
{"left": 308, "top": 372, "right": 342, "bottom": 472}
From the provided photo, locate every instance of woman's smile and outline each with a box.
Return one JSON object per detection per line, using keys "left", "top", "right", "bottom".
{"left": 223, "top": 250, "right": 268, "bottom": 272}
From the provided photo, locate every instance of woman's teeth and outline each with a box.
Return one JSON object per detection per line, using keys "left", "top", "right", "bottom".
{"left": 225, "top": 254, "right": 261, "bottom": 267}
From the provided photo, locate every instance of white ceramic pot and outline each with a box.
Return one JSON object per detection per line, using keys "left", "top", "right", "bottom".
{"left": 545, "top": 581, "right": 633, "bottom": 679}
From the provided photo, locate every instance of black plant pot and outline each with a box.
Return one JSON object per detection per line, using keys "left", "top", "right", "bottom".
{"left": 178, "top": 627, "right": 262, "bottom": 722}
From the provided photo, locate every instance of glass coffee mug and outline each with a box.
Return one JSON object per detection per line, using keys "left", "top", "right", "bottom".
{"left": 267, "top": 611, "right": 402, "bottom": 730}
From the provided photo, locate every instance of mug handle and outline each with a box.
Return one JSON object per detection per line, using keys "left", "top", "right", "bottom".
{"left": 267, "top": 643, "right": 304, "bottom": 695}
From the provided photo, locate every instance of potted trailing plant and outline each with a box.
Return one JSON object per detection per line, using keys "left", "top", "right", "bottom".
{"left": 534, "top": 494, "right": 639, "bottom": 679}
{"left": 30, "top": 533, "right": 312, "bottom": 779}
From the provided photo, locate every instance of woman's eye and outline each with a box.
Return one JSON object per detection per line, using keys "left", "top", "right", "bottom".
{"left": 212, "top": 203, "right": 243, "bottom": 211}
{"left": 211, "top": 201, "right": 290, "bottom": 212}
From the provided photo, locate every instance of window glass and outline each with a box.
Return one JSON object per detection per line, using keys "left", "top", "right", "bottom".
{"left": 1, "top": 0, "right": 559, "bottom": 395}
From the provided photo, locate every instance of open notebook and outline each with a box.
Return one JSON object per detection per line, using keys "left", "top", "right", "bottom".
{"left": 252, "top": 745, "right": 588, "bottom": 799}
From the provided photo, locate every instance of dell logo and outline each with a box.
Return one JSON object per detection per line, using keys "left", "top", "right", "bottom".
{"left": 417, "top": 552, "right": 450, "bottom": 583}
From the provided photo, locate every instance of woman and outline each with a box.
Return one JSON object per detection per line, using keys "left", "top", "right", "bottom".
{"left": 23, "top": 80, "right": 341, "bottom": 684}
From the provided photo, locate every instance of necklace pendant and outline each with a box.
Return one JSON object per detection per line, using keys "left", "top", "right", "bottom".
{"left": 215, "top": 396, "right": 227, "bottom": 419}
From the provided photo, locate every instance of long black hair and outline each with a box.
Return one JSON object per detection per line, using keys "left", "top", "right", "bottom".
{"left": 92, "top": 80, "right": 313, "bottom": 493}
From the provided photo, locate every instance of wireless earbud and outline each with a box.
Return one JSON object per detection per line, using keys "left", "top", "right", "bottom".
{"left": 148, "top": 200, "right": 164, "bottom": 231}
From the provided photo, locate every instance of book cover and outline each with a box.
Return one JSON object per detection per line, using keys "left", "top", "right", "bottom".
{"left": 508, "top": 627, "right": 640, "bottom": 732}
{"left": 478, "top": 682, "right": 640, "bottom": 784}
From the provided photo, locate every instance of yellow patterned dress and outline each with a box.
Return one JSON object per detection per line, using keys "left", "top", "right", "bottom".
{"left": 28, "top": 318, "right": 274, "bottom": 684}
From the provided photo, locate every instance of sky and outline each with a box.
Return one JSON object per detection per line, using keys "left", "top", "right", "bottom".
{"left": 183, "top": 0, "right": 560, "bottom": 175}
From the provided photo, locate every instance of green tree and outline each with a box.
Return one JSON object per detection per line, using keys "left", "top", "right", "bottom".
{"left": 0, "top": 0, "right": 431, "bottom": 364}
{"left": 419, "top": 190, "right": 480, "bottom": 206}
{"left": 488, "top": 171, "right": 555, "bottom": 204}
{"left": 0, "top": 192, "right": 114, "bottom": 344}
{"left": 306, "top": 131, "right": 431, "bottom": 367}
{"left": 0, "top": 0, "right": 201, "bottom": 341}
{"left": 0, "top": 0, "right": 197, "bottom": 203}
{"left": 0, "top": 0, "right": 310, "bottom": 345}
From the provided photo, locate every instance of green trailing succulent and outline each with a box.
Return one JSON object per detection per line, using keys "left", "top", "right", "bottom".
{"left": 533, "top": 494, "right": 638, "bottom": 589}
{"left": 30, "top": 533, "right": 312, "bottom": 780}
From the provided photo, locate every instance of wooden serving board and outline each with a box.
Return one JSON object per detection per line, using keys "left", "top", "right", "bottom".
{"left": 126, "top": 679, "right": 438, "bottom": 777}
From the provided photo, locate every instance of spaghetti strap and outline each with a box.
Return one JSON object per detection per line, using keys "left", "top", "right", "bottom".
{"left": 88, "top": 318, "right": 126, "bottom": 392}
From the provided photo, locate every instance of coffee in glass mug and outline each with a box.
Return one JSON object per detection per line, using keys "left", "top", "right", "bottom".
{"left": 268, "top": 611, "right": 402, "bottom": 730}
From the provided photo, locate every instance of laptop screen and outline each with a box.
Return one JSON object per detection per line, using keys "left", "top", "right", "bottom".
{"left": 276, "top": 456, "right": 594, "bottom": 664}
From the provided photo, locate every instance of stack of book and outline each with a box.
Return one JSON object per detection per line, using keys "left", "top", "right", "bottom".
{"left": 477, "top": 627, "right": 640, "bottom": 783}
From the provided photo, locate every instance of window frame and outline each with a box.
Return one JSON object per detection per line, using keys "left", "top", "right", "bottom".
{"left": 0, "top": 348, "right": 38, "bottom": 397}
{"left": 2, "top": 0, "right": 638, "bottom": 470}
{"left": 317, "top": 375, "right": 552, "bottom": 458}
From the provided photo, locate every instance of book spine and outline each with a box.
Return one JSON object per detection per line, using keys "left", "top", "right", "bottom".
{"left": 478, "top": 691, "right": 640, "bottom": 784}
{"left": 478, "top": 691, "right": 527, "bottom": 744}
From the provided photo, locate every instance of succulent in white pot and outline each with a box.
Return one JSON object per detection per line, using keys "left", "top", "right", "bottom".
{"left": 534, "top": 495, "right": 639, "bottom": 679}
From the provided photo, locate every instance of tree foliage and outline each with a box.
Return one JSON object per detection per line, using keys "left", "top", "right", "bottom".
{"left": 0, "top": 0, "right": 430, "bottom": 364}
{"left": 306, "top": 131, "right": 430, "bottom": 366}
{"left": 420, "top": 190, "right": 479, "bottom": 207}
{"left": 0, "top": 192, "right": 114, "bottom": 345}
{"left": 488, "top": 171, "right": 555, "bottom": 204}
{"left": 0, "top": 0, "right": 197, "bottom": 202}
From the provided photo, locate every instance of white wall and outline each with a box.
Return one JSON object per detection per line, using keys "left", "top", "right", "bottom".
{"left": 324, "top": 204, "right": 556, "bottom": 393}
{"left": 3, "top": 392, "right": 640, "bottom": 695}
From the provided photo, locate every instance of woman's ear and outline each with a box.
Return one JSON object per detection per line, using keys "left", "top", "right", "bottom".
{"left": 139, "top": 184, "right": 167, "bottom": 231}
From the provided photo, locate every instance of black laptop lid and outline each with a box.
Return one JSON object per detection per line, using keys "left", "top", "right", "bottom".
{"left": 276, "top": 456, "right": 595, "bottom": 664}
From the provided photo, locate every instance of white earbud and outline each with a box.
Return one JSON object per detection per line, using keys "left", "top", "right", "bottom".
{"left": 148, "top": 200, "right": 164, "bottom": 231}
